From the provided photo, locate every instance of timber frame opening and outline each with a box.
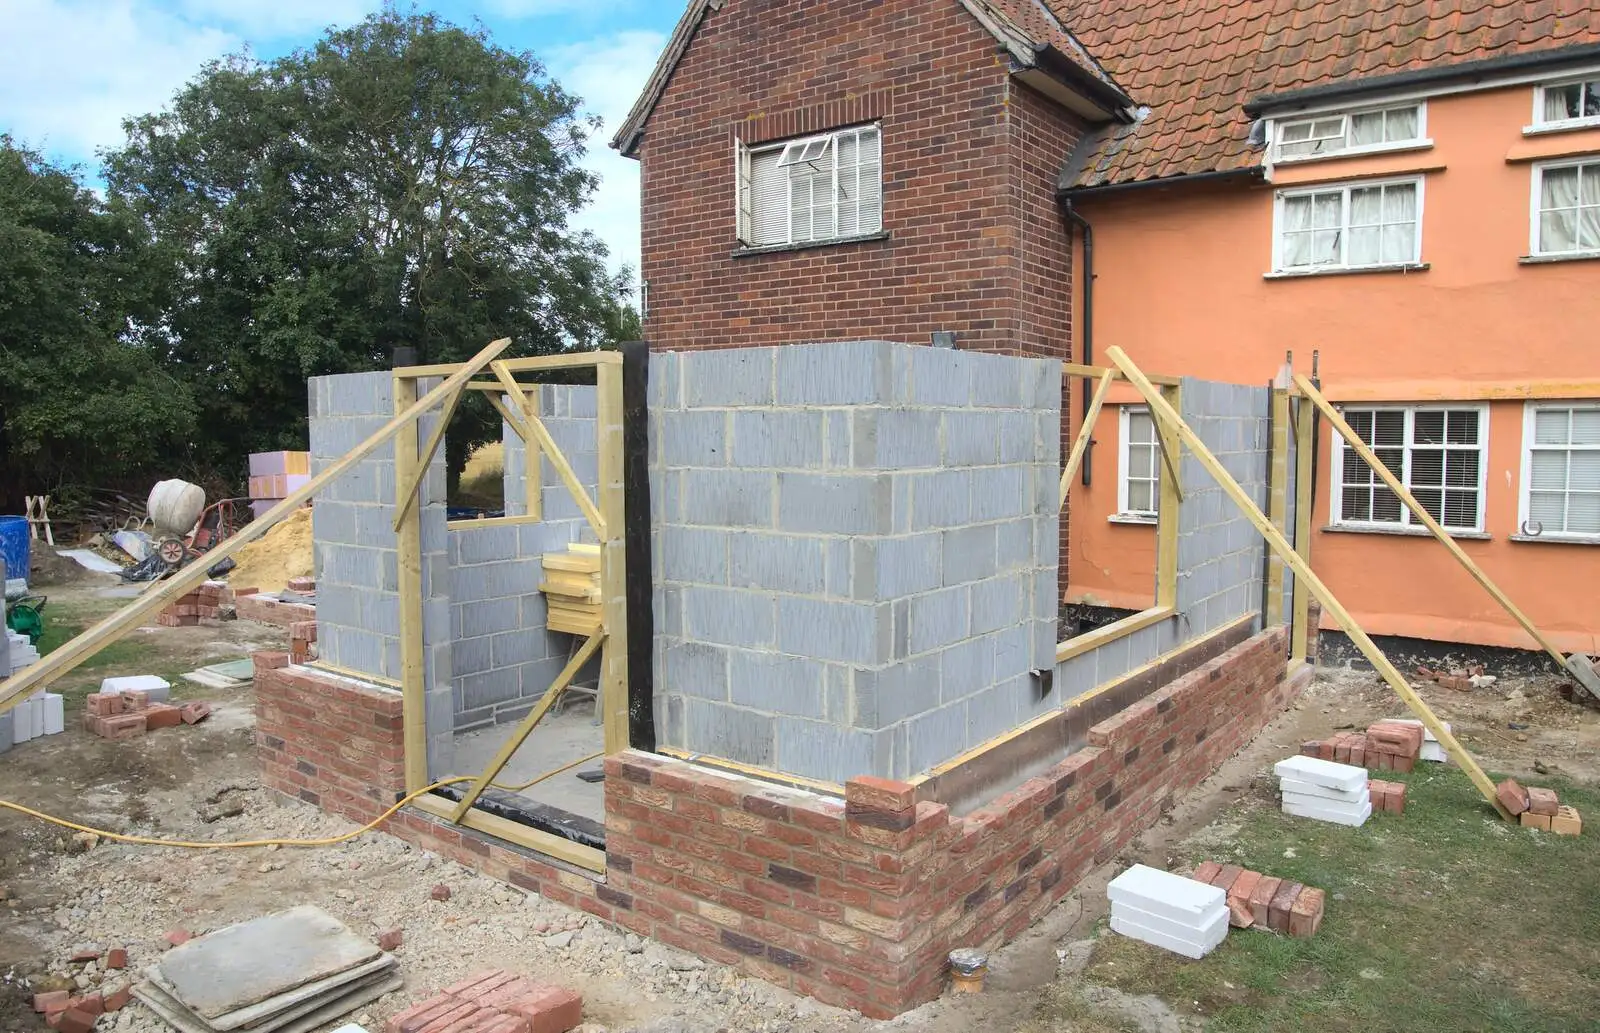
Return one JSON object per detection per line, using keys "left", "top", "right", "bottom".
{"left": 392, "top": 348, "right": 635, "bottom": 874}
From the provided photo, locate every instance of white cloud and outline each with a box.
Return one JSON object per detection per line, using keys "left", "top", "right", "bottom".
{"left": 177, "top": 0, "right": 374, "bottom": 39}
{"left": 0, "top": 0, "right": 239, "bottom": 159}
{"left": 548, "top": 28, "right": 665, "bottom": 286}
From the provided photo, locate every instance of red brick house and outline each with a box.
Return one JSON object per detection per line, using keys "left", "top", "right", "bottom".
{"left": 616, "top": 0, "right": 1600, "bottom": 653}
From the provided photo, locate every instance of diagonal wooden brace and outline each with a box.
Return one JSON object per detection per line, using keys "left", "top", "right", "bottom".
{"left": 489, "top": 361, "right": 605, "bottom": 538}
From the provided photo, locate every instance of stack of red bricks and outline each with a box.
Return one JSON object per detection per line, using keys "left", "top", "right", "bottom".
{"left": 155, "top": 581, "right": 234, "bottom": 627}
{"left": 289, "top": 620, "right": 317, "bottom": 663}
{"left": 1367, "top": 779, "right": 1408, "bottom": 814}
{"left": 1194, "top": 861, "right": 1325, "bottom": 937}
{"left": 83, "top": 690, "right": 211, "bottom": 740}
{"left": 384, "top": 972, "right": 581, "bottom": 1033}
{"left": 1301, "top": 719, "right": 1424, "bottom": 772}
{"left": 1496, "top": 779, "right": 1582, "bottom": 834}
{"left": 286, "top": 576, "right": 315, "bottom": 594}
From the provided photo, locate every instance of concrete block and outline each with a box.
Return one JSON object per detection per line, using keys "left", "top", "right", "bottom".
{"left": 649, "top": 352, "right": 680, "bottom": 409}
{"left": 942, "top": 410, "right": 1001, "bottom": 467}
{"left": 663, "top": 642, "right": 730, "bottom": 700}
{"left": 775, "top": 340, "right": 891, "bottom": 405}
{"left": 452, "top": 636, "right": 494, "bottom": 677}
{"left": 1094, "top": 630, "right": 1135, "bottom": 686}
{"left": 1036, "top": 411, "right": 1063, "bottom": 463}
{"left": 660, "top": 525, "right": 730, "bottom": 585}
{"left": 971, "top": 467, "right": 1027, "bottom": 521}
{"left": 867, "top": 534, "right": 942, "bottom": 599}
{"left": 490, "top": 630, "right": 542, "bottom": 668}
{"left": 908, "top": 346, "right": 970, "bottom": 407}
{"left": 941, "top": 524, "right": 997, "bottom": 587}
{"left": 938, "top": 637, "right": 995, "bottom": 703}
{"left": 906, "top": 586, "right": 969, "bottom": 656}
{"left": 310, "top": 502, "right": 359, "bottom": 546}
{"left": 823, "top": 410, "right": 852, "bottom": 469}
{"left": 908, "top": 470, "right": 972, "bottom": 531}
{"left": 966, "top": 676, "right": 1026, "bottom": 744}
{"left": 969, "top": 353, "right": 1027, "bottom": 409}
{"left": 970, "top": 574, "right": 1026, "bottom": 636}
{"left": 684, "top": 700, "right": 775, "bottom": 766}
{"left": 852, "top": 410, "right": 941, "bottom": 470}
{"left": 682, "top": 585, "right": 776, "bottom": 649}
{"left": 519, "top": 656, "right": 569, "bottom": 699}
{"left": 776, "top": 597, "right": 886, "bottom": 665}
{"left": 662, "top": 410, "right": 728, "bottom": 467}
{"left": 998, "top": 519, "right": 1038, "bottom": 574}
{"left": 996, "top": 411, "right": 1038, "bottom": 464}
{"left": 460, "top": 670, "right": 522, "bottom": 714}
{"left": 732, "top": 411, "right": 825, "bottom": 470}
{"left": 728, "top": 650, "right": 827, "bottom": 720}
{"left": 453, "top": 524, "right": 520, "bottom": 565}
{"left": 773, "top": 718, "right": 884, "bottom": 783}
{"left": 684, "top": 348, "right": 777, "bottom": 407}
{"left": 990, "top": 622, "right": 1033, "bottom": 681}
{"left": 682, "top": 469, "right": 774, "bottom": 528}
{"left": 904, "top": 702, "right": 968, "bottom": 775}
{"left": 730, "top": 533, "right": 825, "bottom": 595}
{"left": 1055, "top": 651, "right": 1098, "bottom": 699}
{"left": 824, "top": 539, "right": 850, "bottom": 600}
{"left": 1024, "top": 357, "right": 1060, "bottom": 410}
{"left": 778, "top": 473, "right": 889, "bottom": 535}
{"left": 853, "top": 655, "right": 940, "bottom": 729}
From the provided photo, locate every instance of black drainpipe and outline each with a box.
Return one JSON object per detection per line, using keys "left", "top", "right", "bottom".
{"left": 1063, "top": 204, "right": 1095, "bottom": 485}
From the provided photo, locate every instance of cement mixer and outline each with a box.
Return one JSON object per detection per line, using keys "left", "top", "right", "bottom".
{"left": 147, "top": 480, "right": 250, "bottom": 569}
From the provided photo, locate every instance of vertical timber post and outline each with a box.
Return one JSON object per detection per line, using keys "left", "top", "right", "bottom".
{"left": 1266, "top": 379, "right": 1291, "bottom": 629}
{"left": 394, "top": 373, "right": 429, "bottom": 793}
{"left": 1291, "top": 391, "right": 1317, "bottom": 662}
{"left": 596, "top": 357, "right": 630, "bottom": 753}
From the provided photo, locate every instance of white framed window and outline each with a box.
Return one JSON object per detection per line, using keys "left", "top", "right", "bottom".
{"left": 1533, "top": 77, "right": 1600, "bottom": 129}
{"left": 1530, "top": 159, "right": 1600, "bottom": 257}
{"left": 1520, "top": 403, "right": 1600, "bottom": 540}
{"left": 1332, "top": 405, "right": 1487, "bottom": 532}
{"left": 1273, "top": 177, "right": 1423, "bottom": 272}
{"left": 736, "top": 125, "right": 882, "bottom": 248}
{"left": 1117, "top": 407, "right": 1159, "bottom": 519}
{"left": 1273, "top": 103, "right": 1426, "bottom": 161}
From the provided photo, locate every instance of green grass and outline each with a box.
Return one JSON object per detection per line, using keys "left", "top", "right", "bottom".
{"left": 1086, "top": 766, "right": 1600, "bottom": 1033}
{"left": 32, "top": 601, "right": 191, "bottom": 710}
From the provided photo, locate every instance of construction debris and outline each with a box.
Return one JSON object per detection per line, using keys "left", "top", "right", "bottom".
{"left": 133, "top": 905, "right": 401, "bottom": 1033}
{"left": 1194, "top": 861, "right": 1327, "bottom": 937}
{"left": 1275, "top": 756, "right": 1372, "bottom": 827}
{"left": 384, "top": 971, "right": 582, "bottom": 1033}
{"left": 83, "top": 685, "right": 211, "bottom": 740}
{"left": 1299, "top": 717, "right": 1439, "bottom": 772}
{"left": 1498, "top": 778, "right": 1583, "bottom": 834}
{"left": 1106, "top": 864, "right": 1229, "bottom": 960}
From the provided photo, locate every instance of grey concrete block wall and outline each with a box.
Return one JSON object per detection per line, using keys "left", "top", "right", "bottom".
{"left": 503, "top": 384, "right": 600, "bottom": 532}
{"left": 650, "top": 341, "right": 1060, "bottom": 783}
{"left": 309, "top": 372, "right": 453, "bottom": 775}
{"left": 1175, "top": 377, "right": 1271, "bottom": 639}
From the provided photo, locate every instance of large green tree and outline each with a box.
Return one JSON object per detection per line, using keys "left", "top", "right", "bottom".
{"left": 0, "top": 138, "right": 195, "bottom": 510}
{"left": 105, "top": 9, "right": 633, "bottom": 477}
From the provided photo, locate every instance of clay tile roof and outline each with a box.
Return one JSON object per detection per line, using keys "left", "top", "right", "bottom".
{"left": 1056, "top": 0, "right": 1600, "bottom": 191}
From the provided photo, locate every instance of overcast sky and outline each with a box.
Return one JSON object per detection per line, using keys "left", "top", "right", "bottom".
{"left": 0, "top": 0, "right": 678, "bottom": 278}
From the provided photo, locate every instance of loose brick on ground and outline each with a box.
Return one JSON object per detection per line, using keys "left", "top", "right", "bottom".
{"left": 1527, "top": 787, "right": 1560, "bottom": 816}
{"left": 378, "top": 928, "right": 404, "bottom": 950}
{"left": 1268, "top": 880, "right": 1303, "bottom": 934}
{"left": 181, "top": 702, "right": 212, "bottom": 725}
{"left": 1247, "top": 875, "right": 1281, "bottom": 928}
{"left": 106, "top": 947, "right": 128, "bottom": 970}
{"left": 34, "top": 991, "right": 69, "bottom": 1013}
{"left": 145, "top": 704, "right": 183, "bottom": 730}
{"left": 1496, "top": 779, "right": 1531, "bottom": 816}
{"left": 1520, "top": 811, "right": 1553, "bottom": 830}
{"left": 53, "top": 1008, "right": 96, "bottom": 1033}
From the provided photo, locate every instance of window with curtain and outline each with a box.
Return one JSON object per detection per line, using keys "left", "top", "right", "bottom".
{"left": 1334, "top": 406, "right": 1487, "bottom": 532}
{"left": 1118, "top": 407, "right": 1160, "bottom": 518}
{"left": 1536, "top": 79, "right": 1600, "bottom": 126}
{"left": 1275, "top": 104, "right": 1423, "bottom": 160}
{"left": 1532, "top": 160, "right": 1600, "bottom": 256}
{"left": 1523, "top": 404, "right": 1600, "bottom": 539}
{"left": 1275, "top": 179, "right": 1421, "bottom": 272}
{"left": 736, "top": 126, "right": 882, "bottom": 248}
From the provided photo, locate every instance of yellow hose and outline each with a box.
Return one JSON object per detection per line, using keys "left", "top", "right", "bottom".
{"left": 0, "top": 751, "right": 604, "bottom": 850}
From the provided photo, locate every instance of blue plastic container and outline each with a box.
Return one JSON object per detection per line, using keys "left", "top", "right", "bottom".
{"left": 0, "top": 515, "right": 30, "bottom": 586}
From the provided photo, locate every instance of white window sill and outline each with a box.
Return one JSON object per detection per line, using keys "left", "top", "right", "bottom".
{"left": 1322, "top": 523, "right": 1490, "bottom": 541}
{"left": 1265, "top": 262, "right": 1429, "bottom": 280}
{"left": 1273, "top": 140, "right": 1435, "bottom": 165}
{"left": 1523, "top": 118, "right": 1600, "bottom": 136}
{"left": 1510, "top": 532, "right": 1600, "bottom": 546}
{"left": 733, "top": 231, "right": 890, "bottom": 258}
{"left": 1108, "top": 513, "right": 1158, "bottom": 526}
{"left": 1520, "top": 251, "right": 1600, "bottom": 265}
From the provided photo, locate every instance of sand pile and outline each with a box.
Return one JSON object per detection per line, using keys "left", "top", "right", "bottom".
{"left": 228, "top": 506, "right": 313, "bottom": 594}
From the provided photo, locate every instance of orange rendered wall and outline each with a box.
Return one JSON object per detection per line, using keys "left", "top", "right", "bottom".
{"left": 1068, "top": 82, "right": 1600, "bottom": 653}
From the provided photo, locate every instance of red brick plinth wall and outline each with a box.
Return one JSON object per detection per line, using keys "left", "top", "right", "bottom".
{"left": 252, "top": 654, "right": 610, "bottom": 912}
{"left": 254, "top": 626, "right": 1303, "bottom": 1018}
{"left": 605, "top": 626, "right": 1304, "bottom": 1017}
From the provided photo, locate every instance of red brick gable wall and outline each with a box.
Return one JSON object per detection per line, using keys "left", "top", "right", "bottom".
{"left": 636, "top": 0, "right": 1086, "bottom": 360}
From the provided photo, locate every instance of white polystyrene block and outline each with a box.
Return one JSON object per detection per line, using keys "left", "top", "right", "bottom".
{"left": 43, "top": 693, "right": 64, "bottom": 735}
{"left": 1420, "top": 742, "right": 1447, "bottom": 763}
{"left": 1274, "top": 755, "right": 1368, "bottom": 793}
{"left": 1111, "top": 899, "right": 1228, "bottom": 941}
{"left": 1110, "top": 908, "right": 1229, "bottom": 960}
{"left": 1107, "top": 864, "right": 1227, "bottom": 927}
{"left": 28, "top": 695, "right": 44, "bottom": 738}
{"left": 12, "top": 699, "right": 36, "bottom": 742}
{"left": 100, "top": 675, "right": 172, "bottom": 702}
{"left": 1279, "top": 777, "right": 1369, "bottom": 802}
{"left": 1283, "top": 795, "right": 1372, "bottom": 827}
